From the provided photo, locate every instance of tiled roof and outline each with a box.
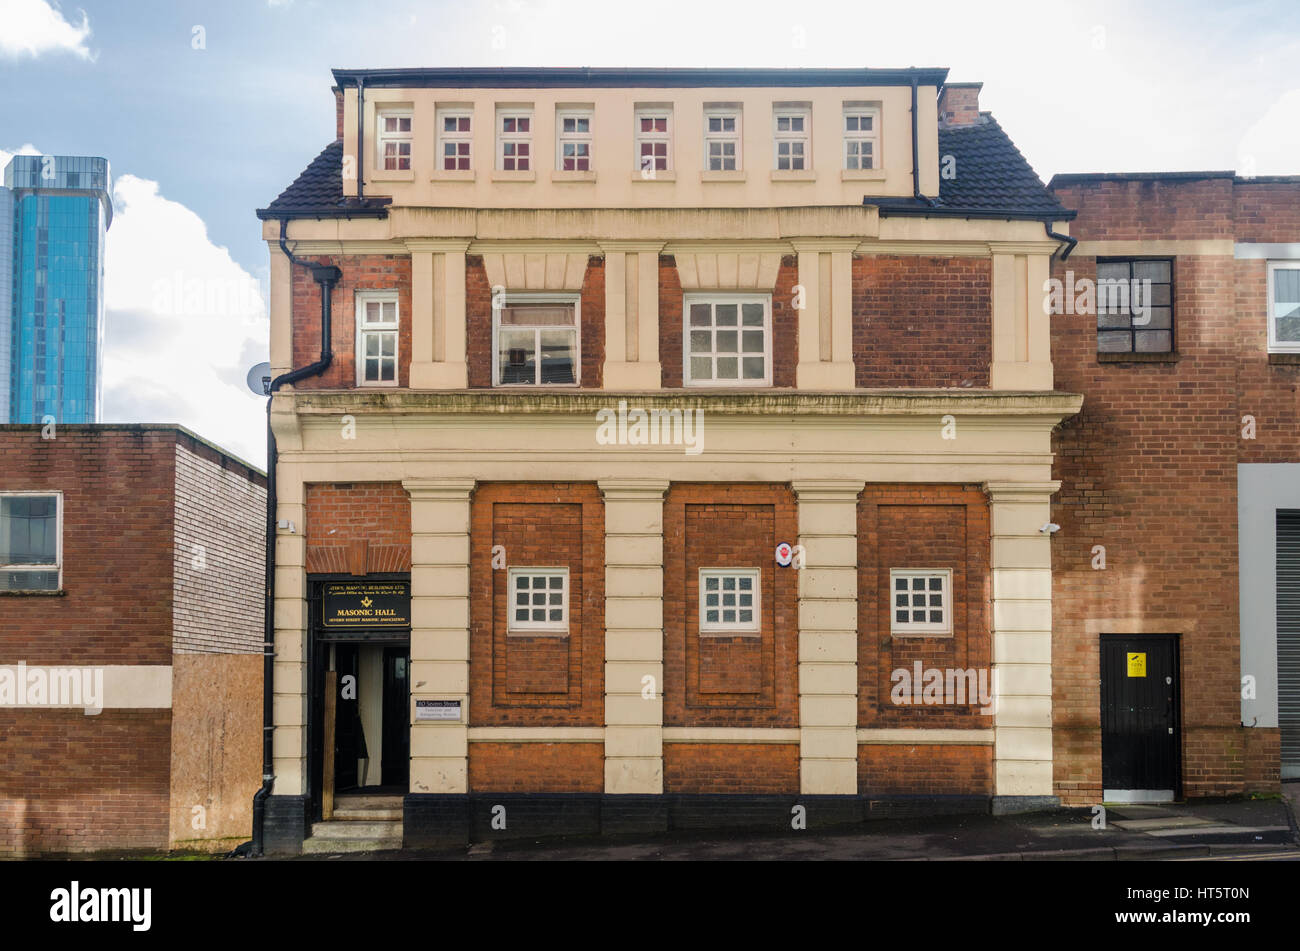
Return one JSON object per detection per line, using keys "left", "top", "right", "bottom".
{"left": 256, "top": 140, "right": 390, "bottom": 219}
{"left": 864, "top": 114, "right": 1072, "bottom": 220}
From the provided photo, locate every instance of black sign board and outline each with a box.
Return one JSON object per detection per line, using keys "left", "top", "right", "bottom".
{"left": 322, "top": 581, "right": 411, "bottom": 629}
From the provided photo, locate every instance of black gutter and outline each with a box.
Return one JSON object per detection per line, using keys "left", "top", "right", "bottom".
{"left": 1044, "top": 220, "right": 1077, "bottom": 261}
{"left": 251, "top": 219, "right": 341, "bottom": 857}
{"left": 254, "top": 204, "right": 390, "bottom": 221}
{"left": 355, "top": 77, "right": 365, "bottom": 200}
{"left": 863, "top": 201, "right": 1076, "bottom": 221}
{"left": 331, "top": 66, "right": 950, "bottom": 89}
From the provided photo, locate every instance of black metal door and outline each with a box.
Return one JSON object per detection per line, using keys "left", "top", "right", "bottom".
{"left": 1100, "top": 634, "right": 1180, "bottom": 793}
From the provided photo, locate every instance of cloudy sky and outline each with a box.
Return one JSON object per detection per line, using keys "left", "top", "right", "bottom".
{"left": 1, "top": 0, "right": 1297, "bottom": 465}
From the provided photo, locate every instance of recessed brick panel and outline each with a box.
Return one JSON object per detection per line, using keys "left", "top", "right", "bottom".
{"left": 468, "top": 742, "right": 603, "bottom": 793}
{"left": 664, "top": 484, "right": 798, "bottom": 726}
{"left": 857, "top": 484, "right": 992, "bottom": 729}
{"left": 469, "top": 483, "right": 604, "bottom": 725}
{"left": 664, "top": 742, "right": 799, "bottom": 793}
{"left": 853, "top": 255, "right": 992, "bottom": 387}
{"left": 859, "top": 744, "right": 992, "bottom": 795}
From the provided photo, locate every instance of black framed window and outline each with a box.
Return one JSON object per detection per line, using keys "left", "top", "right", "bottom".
{"left": 1096, "top": 258, "right": 1173, "bottom": 354}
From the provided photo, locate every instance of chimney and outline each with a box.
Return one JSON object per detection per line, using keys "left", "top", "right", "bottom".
{"left": 938, "top": 82, "right": 982, "bottom": 127}
{"left": 333, "top": 86, "right": 344, "bottom": 141}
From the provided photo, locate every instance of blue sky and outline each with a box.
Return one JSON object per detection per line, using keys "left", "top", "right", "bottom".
{"left": 1, "top": 0, "right": 1297, "bottom": 463}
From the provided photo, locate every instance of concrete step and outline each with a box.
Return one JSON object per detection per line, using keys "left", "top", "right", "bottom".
{"left": 304, "top": 819, "right": 403, "bottom": 853}
{"left": 331, "top": 805, "right": 403, "bottom": 821}
{"left": 333, "top": 794, "right": 404, "bottom": 810}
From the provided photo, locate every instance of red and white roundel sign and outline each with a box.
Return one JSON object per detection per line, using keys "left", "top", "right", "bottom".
{"left": 775, "top": 542, "right": 793, "bottom": 567}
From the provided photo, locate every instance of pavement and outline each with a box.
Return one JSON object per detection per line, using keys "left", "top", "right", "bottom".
{"left": 294, "top": 782, "right": 1300, "bottom": 861}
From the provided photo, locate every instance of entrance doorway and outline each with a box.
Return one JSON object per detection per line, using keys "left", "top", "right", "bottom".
{"left": 307, "top": 576, "right": 412, "bottom": 823}
{"left": 1100, "top": 633, "right": 1181, "bottom": 802}
{"left": 327, "top": 643, "right": 410, "bottom": 794}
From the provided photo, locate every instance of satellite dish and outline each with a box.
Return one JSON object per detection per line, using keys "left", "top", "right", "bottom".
{"left": 246, "top": 362, "right": 273, "bottom": 396}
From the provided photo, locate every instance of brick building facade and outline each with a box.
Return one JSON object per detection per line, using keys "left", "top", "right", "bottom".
{"left": 253, "top": 67, "right": 1289, "bottom": 853}
{"left": 1046, "top": 172, "right": 1300, "bottom": 802}
{"left": 0, "top": 424, "right": 266, "bottom": 855}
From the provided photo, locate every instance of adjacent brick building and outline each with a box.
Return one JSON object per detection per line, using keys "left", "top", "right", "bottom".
{"left": 0, "top": 424, "right": 266, "bottom": 855}
{"left": 1046, "top": 171, "right": 1300, "bottom": 802}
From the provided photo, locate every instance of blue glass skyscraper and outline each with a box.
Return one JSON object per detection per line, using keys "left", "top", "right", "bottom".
{"left": 4, "top": 155, "right": 112, "bottom": 423}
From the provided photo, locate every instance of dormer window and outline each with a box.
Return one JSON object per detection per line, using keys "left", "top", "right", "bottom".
{"left": 773, "top": 106, "right": 810, "bottom": 170}
{"left": 438, "top": 109, "right": 473, "bottom": 171}
{"left": 377, "top": 110, "right": 412, "bottom": 171}
{"left": 843, "top": 105, "right": 879, "bottom": 170}
{"left": 497, "top": 108, "right": 533, "bottom": 171}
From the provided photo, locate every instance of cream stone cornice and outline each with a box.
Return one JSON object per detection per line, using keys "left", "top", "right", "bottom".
{"left": 661, "top": 240, "right": 794, "bottom": 255}
{"left": 983, "top": 480, "right": 1064, "bottom": 500}
{"left": 284, "top": 389, "right": 1084, "bottom": 420}
{"left": 287, "top": 240, "right": 408, "bottom": 256}
{"left": 789, "top": 238, "right": 864, "bottom": 253}
{"left": 855, "top": 240, "right": 992, "bottom": 256}
{"left": 401, "top": 477, "right": 477, "bottom": 499}
{"left": 986, "top": 241, "right": 1061, "bottom": 255}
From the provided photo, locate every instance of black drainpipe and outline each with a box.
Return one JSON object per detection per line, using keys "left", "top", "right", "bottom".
{"left": 911, "top": 77, "right": 937, "bottom": 207}
{"left": 250, "top": 218, "right": 341, "bottom": 856}
{"left": 1044, "top": 220, "right": 1077, "bottom": 261}
{"left": 355, "top": 78, "right": 365, "bottom": 200}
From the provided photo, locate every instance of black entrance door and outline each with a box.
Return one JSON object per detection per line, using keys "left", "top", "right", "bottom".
{"left": 381, "top": 646, "right": 410, "bottom": 787}
{"left": 1100, "top": 634, "right": 1180, "bottom": 796}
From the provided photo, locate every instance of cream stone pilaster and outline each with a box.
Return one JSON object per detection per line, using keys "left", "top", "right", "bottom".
{"left": 985, "top": 481, "right": 1060, "bottom": 803}
{"left": 599, "top": 479, "right": 669, "bottom": 793}
{"left": 793, "top": 480, "right": 864, "bottom": 794}
{"left": 406, "top": 239, "right": 470, "bottom": 389}
{"left": 792, "top": 240, "right": 857, "bottom": 390}
{"left": 404, "top": 478, "right": 476, "bottom": 793}
{"left": 599, "top": 241, "right": 664, "bottom": 389}
{"left": 270, "top": 455, "right": 307, "bottom": 796}
{"left": 990, "top": 245, "right": 1055, "bottom": 391}
{"left": 269, "top": 245, "right": 292, "bottom": 378}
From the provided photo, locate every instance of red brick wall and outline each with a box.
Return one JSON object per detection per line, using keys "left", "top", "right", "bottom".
{"left": 659, "top": 256, "right": 684, "bottom": 387}
{"left": 1046, "top": 175, "right": 1296, "bottom": 802}
{"left": 858, "top": 744, "right": 992, "bottom": 795}
{"left": 290, "top": 254, "right": 412, "bottom": 390}
{"left": 664, "top": 743, "right": 800, "bottom": 794}
{"left": 0, "top": 710, "right": 171, "bottom": 855}
{"left": 852, "top": 255, "right": 992, "bottom": 387}
{"left": 305, "top": 482, "right": 412, "bottom": 574}
{"left": 664, "top": 484, "right": 799, "bottom": 727}
{"left": 857, "top": 485, "right": 991, "bottom": 728}
{"left": 468, "top": 742, "right": 604, "bottom": 793}
{"left": 658, "top": 256, "right": 798, "bottom": 388}
{"left": 469, "top": 483, "right": 604, "bottom": 726}
{"left": 1051, "top": 178, "right": 1235, "bottom": 241}
{"left": 466, "top": 256, "right": 605, "bottom": 388}
{"left": 0, "top": 428, "right": 175, "bottom": 665}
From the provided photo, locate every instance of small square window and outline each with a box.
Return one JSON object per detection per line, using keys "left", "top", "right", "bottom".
{"left": 507, "top": 567, "right": 569, "bottom": 634}
{"left": 683, "top": 295, "right": 771, "bottom": 386}
{"left": 889, "top": 569, "right": 952, "bottom": 636}
{"left": 699, "top": 568, "right": 761, "bottom": 634}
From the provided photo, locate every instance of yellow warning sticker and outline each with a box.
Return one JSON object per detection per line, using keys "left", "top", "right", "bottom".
{"left": 1127, "top": 652, "right": 1147, "bottom": 677}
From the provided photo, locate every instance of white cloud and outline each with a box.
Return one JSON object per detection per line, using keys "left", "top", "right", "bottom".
{"left": 0, "top": 0, "right": 93, "bottom": 60}
{"left": 103, "top": 175, "right": 269, "bottom": 467}
{"left": 0, "top": 143, "right": 42, "bottom": 170}
{"left": 1237, "top": 89, "right": 1300, "bottom": 177}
